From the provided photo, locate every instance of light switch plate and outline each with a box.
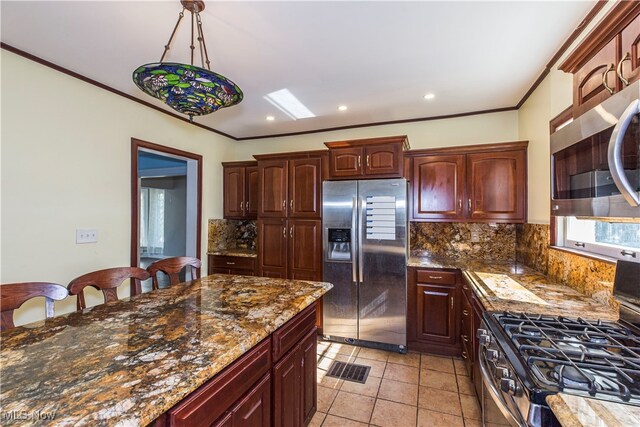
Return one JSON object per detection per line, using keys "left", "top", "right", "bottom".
{"left": 76, "top": 229, "right": 98, "bottom": 244}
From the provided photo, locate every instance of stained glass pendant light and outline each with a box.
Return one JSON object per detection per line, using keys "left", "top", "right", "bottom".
{"left": 132, "top": 0, "right": 242, "bottom": 121}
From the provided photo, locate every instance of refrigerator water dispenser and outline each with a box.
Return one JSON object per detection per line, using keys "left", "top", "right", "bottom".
{"left": 327, "top": 228, "right": 351, "bottom": 261}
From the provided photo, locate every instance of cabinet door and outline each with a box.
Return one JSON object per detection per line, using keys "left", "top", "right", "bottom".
{"left": 300, "top": 329, "right": 318, "bottom": 426}
{"left": 416, "top": 284, "right": 456, "bottom": 344}
{"left": 620, "top": 13, "right": 640, "bottom": 87}
{"left": 574, "top": 37, "right": 619, "bottom": 117}
{"left": 412, "top": 155, "right": 465, "bottom": 221}
{"left": 273, "top": 347, "right": 302, "bottom": 427}
{"left": 329, "top": 147, "right": 363, "bottom": 178}
{"left": 289, "top": 158, "right": 322, "bottom": 218}
{"left": 288, "top": 220, "right": 322, "bottom": 281}
{"left": 224, "top": 166, "right": 246, "bottom": 219}
{"left": 364, "top": 143, "right": 402, "bottom": 177}
{"left": 466, "top": 150, "right": 526, "bottom": 222}
{"left": 258, "top": 160, "right": 288, "bottom": 217}
{"left": 246, "top": 166, "right": 259, "bottom": 218}
{"left": 258, "top": 219, "right": 288, "bottom": 278}
{"left": 231, "top": 374, "right": 271, "bottom": 427}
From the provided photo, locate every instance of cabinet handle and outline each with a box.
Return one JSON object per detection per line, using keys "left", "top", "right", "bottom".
{"left": 467, "top": 198, "right": 471, "bottom": 212}
{"left": 463, "top": 285, "right": 468, "bottom": 290}
{"left": 357, "top": 155, "right": 361, "bottom": 168}
{"left": 290, "top": 199, "right": 294, "bottom": 210}
{"left": 428, "top": 276, "right": 443, "bottom": 280}
{"left": 461, "top": 351, "right": 468, "bottom": 360}
{"left": 366, "top": 155, "right": 370, "bottom": 167}
{"left": 617, "top": 52, "right": 631, "bottom": 86}
{"left": 463, "top": 309, "right": 469, "bottom": 316}
{"left": 245, "top": 201, "right": 249, "bottom": 210}
{"left": 602, "top": 63, "right": 615, "bottom": 95}
{"left": 458, "top": 199, "right": 462, "bottom": 211}
{"left": 226, "top": 262, "right": 236, "bottom": 265}
{"left": 451, "top": 297, "right": 454, "bottom": 310}
{"left": 462, "top": 334, "right": 469, "bottom": 342}
{"left": 283, "top": 227, "right": 286, "bottom": 238}
{"left": 240, "top": 202, "right": 244, "bottom": 211}
{"left": 290, "top": 226, "right": 294, "bottom": 238}
{"left": 282, "top": 199, "right": 286, "bottom": 209}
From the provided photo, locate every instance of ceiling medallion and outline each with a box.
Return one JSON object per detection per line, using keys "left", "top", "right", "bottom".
{"left": 132, "top": 0, "right": 243, "bottom": 121}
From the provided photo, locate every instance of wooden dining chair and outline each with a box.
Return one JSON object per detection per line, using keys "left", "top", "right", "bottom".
{"left": 0, "top": 282, "right": 68, "bottom": 331}
{"left": 67, "top": 267, "right": 150, "bottom": 311}
{"left": 147, "top": 256, "right": 201, "bottom": 290}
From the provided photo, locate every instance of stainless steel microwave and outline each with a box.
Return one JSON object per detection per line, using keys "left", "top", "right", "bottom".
{"left": 551, "top": 80, "right": 640, "bottom": 218}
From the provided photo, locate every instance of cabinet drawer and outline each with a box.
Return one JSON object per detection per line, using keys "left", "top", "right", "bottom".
{"left": 168, "top": 338, "right": 272, "bottom": 427}
{"left": 272, "top": 303, "right": 317, "bottom": 361}
{"left": 210, "top": 255, "right": 256, "bottom": 271}
{"left": 416, "top": 270, "right": 456, "bottom": 285}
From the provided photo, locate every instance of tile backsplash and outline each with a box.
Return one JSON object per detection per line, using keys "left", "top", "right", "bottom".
{"left": 410, "top": 222, "right": 516, "bottom": 261}
{"left": 208, "top": 219, "right": 257, "bottom": 252}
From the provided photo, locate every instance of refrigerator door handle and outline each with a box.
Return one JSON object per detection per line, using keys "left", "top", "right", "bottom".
{"left": 352, "top": 197, "right": 358, "bottom": 284}
{"left": 358, "top": 196, "right": 364, "bottom": 283}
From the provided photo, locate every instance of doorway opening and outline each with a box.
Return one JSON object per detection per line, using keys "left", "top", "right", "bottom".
{"left": 131, "top": 138, "right": 202, "bottom": 291}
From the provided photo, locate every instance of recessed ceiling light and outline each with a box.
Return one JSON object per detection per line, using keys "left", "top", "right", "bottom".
{"left": 266, "top": 115, "right": 275, "bottom": 121}
{"left": 424, "top": 93, "right": 435, "bottom": 100}
{"left": 338, "top": 105, "right": 348, "bottom": 111}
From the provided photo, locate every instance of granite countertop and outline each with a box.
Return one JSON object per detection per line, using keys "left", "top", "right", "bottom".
{"left": 0, "top": 275, "right": 332, "bottom": 426}
{"left": 208, "top": 248, "right": 257, "bottom": 258}
{"left": 408, "top": 256, "right": 618, "bottom": 321}
{"left": 547, "top": 394, "right": 640, "bottom": 427}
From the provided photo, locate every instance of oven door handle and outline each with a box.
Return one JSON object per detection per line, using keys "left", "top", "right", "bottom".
{"left": 479, "top": 350, "right": 527, "bottom": 427}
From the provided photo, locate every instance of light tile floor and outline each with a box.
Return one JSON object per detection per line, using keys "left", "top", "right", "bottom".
{"left": 313, "top": 340, "right": 481, "bottom": 427}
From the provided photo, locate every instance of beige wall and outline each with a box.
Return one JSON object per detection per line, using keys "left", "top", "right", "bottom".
{"left": 1, "top": 51, "right": 233, "bottom": 325}
{"left": 229, "top": 110, "right": 519, "bottom": 160}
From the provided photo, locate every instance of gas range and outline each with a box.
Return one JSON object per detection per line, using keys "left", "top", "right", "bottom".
{"left": 476, "top": 261, "right": 640, "bottom": 427}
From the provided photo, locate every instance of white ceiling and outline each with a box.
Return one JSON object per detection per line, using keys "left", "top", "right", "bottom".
{"left": 1, "top": 1, "right": 596, "bottom": 139}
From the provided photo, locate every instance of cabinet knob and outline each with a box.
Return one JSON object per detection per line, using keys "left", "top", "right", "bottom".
{"left": 617, "top": 52, "right": 631, "bottom": 86}
{"left": 602, "top": 63, "right": 615, "bottom": 95}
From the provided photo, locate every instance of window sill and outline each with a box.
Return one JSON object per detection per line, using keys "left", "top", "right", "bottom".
{"left": 549, "top": 245, "right": 618, "bottom": 265}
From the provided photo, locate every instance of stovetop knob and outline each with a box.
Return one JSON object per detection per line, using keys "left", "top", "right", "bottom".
{"left": 500, "top": 378, "right": 522, "bottom": 397}
{"left": 496, "top": 367, "right": 510, "bottom": 378}
{"left": 477, "top": 329, "right": 491, "bottom": 346}
{"left": 486, "top": 349, "right": 499, "bottom": 362}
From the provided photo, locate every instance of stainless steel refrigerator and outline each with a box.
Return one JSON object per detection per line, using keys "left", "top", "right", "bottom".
{"left": 322, "top": 178, "right": 407, "bottom": 353}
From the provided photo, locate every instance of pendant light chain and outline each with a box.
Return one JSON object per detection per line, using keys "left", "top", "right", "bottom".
{"left": 160, "top": 9, "right": 185, "bottom": 63}
{"left": 196, "top": 12, "right": 211, "bottom": 70}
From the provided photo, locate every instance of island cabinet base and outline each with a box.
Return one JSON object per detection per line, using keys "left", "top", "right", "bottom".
{"left": 152, "top": 303, "right": 318, "bottom": 427}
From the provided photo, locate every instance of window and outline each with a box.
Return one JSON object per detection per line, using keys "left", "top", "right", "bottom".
{"left": 559, "top": 216, "right": 640, "bottom": 261}
{"left": 140, "top": 187, "right": 165, "bottom": 256}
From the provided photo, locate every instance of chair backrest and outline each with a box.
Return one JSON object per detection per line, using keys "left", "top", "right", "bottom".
{"left": 0, "top": 282, "right": 68, "bottom": 331}
{"left": 67, "top": 267, "right": 150, "bottom": 311}
{"left": 147, "top": 256, "right": 201, "bottom": 290}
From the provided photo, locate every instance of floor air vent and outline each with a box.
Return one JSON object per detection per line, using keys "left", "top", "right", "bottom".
{"left": 326, "top": 361, "right": 371, "bottom": 384}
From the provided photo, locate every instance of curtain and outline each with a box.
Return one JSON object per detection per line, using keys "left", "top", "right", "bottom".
{"left": 140, "top": 188, "right": 165, "bottom": 255}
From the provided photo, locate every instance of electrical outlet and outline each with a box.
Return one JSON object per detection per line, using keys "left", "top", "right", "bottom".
{"left": 76, "top": 229, "right": 98, "bottom": 244}
{"left": 470, "top": 230, "right": 481, "bottom": 243}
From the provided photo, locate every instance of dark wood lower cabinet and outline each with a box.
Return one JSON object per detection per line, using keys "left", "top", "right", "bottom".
{"left": 208, "top": 255, "right": 257, "bottom": 276}
{"left": 460, "top": 274, "right": 486, "bottom": 398}
{"left": 154, "top": 303, "right": 318, "bottom": 427}
{"left": 408, "top": 268, "right": 460, "bottom": 356}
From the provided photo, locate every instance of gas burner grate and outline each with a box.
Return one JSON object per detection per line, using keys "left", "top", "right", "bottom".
{"left": 326, "top": 361, "right": 371, "bottom": 384}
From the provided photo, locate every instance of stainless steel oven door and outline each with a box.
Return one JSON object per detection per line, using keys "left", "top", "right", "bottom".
{"left": 479, "top": 344, "right": 527, "bottom": 427}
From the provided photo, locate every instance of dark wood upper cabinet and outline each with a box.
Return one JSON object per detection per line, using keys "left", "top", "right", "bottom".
{"left": 325, "top": 136, "right": 409, "bottom": 180}
{"left": 289, "top": 158, "right": 322, "bottom": 218}
{"left": 407, "top": 141, "right": 527, "bottom": 223}
{"left": 412, "top": 155, "right": 465, "bottom": 221}
{"left": 559, "top": 1, "right": 640, "bottom": 118}
{"left": 466, "top": 150, "right": 527, "bottom": 222}
{"left": 258, "top": 160, "right": 288, "bottom": 218}
{"left": 222, "top": 161, "right": 258, "bottom": 220}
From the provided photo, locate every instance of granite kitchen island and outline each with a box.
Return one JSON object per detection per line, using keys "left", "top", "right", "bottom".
{"left": 0, "top": 274, "right": 332, "bottom": 426}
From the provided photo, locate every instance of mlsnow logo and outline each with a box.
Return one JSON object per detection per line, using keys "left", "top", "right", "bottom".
{"left": 1, "top": 409, "right": 57, "bottom": 423}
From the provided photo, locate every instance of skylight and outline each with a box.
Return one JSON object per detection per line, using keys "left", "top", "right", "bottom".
{"left": 264, "top": 89, "right": 315, "bottom": 120}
